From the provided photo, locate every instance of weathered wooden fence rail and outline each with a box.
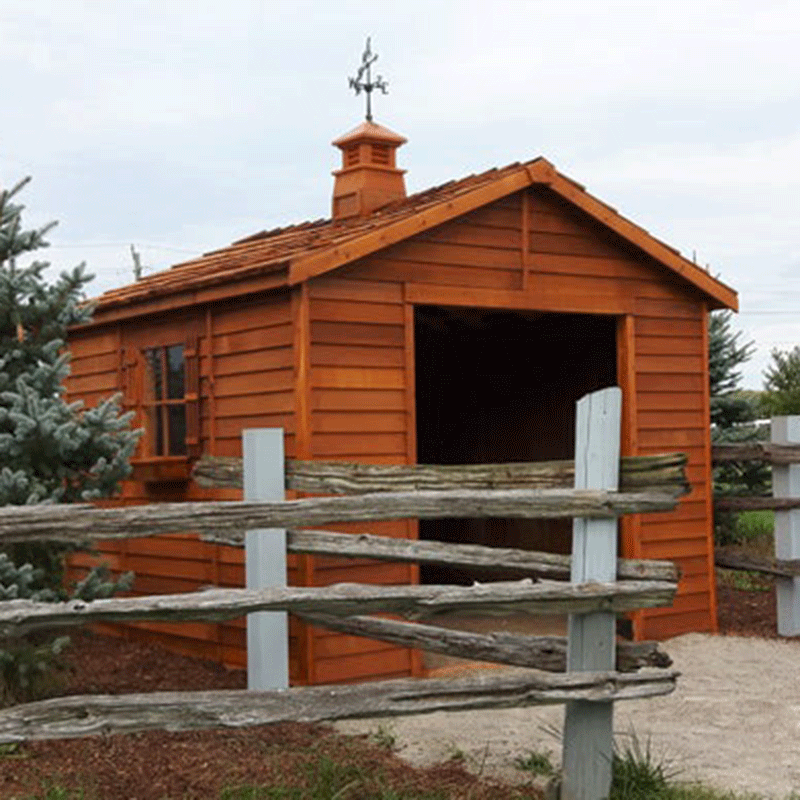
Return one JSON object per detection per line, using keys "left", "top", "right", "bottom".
{"left": 193, "top": 451, "right": 689, "bottom": 495}
{"left": 0, "top": 387, "right": 685, "bottom": 800}
{"left": 711, "top": 421, "right": 800, "bottom": 635}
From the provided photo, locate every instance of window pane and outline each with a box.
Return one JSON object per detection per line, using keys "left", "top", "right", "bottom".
{"left": 166, "top": 345, "right": 185, "bottom": 400}
{"left": 146, "top": 407, "right": 164, "bottom": 456}
{"left": 144, "top": 349, "right": 163, "bottom": 401}
{"left": 167, "top": 405, "right": 187, "bottom": 456}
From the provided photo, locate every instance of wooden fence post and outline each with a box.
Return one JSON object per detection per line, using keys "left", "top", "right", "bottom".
{"left": 243, "top": 429, "right": 289, "bottom": 690}
{"left": 772, "top": 417, "right": 800, "bottom": 635}
{"left": 562, "top": 387, "right": 622, "bottom": 800}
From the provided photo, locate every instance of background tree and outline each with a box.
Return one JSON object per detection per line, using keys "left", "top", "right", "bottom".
{"left": 761, "top": 346, "right": 800, "bottom": 416}
{"left": 709, "top": 310, "right": 756, "bottom": 428}
{"left": 708, "top": 311, "right": 769, "bottom": 545}
{"left": 0, "top": 177, "right": 138, "bottom": 702}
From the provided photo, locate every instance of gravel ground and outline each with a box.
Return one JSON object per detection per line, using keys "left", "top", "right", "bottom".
{"left": 337, "top": 633, "right": 800, "bottom": 798}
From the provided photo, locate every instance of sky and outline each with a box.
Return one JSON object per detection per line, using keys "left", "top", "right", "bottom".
{"left": 1, "top": 0, "right": 798, "bottom": 389}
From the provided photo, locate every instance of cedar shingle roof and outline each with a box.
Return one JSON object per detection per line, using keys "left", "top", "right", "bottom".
{"left": 94, "top": 156, "right": 737, "bottom": 312}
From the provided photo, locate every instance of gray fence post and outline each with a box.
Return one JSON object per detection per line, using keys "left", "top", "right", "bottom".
{"left": 772, "top": 416, "right": 800, "bottom": 636}
{"left": 243, "top": 429, "right": 289, "bottom": 690}
{"left": 562, "top": 387, "right": 622, "bottom": 800}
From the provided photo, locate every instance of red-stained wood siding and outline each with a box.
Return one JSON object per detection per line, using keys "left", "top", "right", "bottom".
{"left": 66, "top": 292, "right": 306, "bottom": 676}
{"left": 304, "top": 277, "right": 419, "bottom": 683}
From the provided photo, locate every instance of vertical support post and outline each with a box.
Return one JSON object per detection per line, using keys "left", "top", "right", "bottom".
{"left": 772, "top": 416, "right": 800, "bottom": 635}
{"left": 562, "top": 387, "right": 622, "bottom": 800}
{"left": 243, "top": 429, "right": 289, "bottom": 691}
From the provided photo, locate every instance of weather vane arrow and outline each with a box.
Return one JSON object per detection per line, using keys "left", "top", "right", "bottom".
{"left": 348, "top": 37, "right": 388, "bottom": 122}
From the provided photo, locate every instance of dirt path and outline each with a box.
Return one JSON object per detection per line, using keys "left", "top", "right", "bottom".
{"left": 336, "top": 633, "right": 800, "bottom": 798}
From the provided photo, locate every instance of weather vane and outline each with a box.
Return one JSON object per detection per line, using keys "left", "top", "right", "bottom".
{"left": 348, "top": 37, "right": 388, "bottom": 122}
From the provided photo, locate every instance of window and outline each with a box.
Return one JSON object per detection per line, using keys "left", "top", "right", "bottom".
{"left": 143, "top": 344, "right": 187, "bottom": 456}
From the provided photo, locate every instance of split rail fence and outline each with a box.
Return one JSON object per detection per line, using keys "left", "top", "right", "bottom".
{"left": 713, "top": 416, "right": 800, "bottom": 635}
{"left": 0, "top": 388, "right": 687, "bottom": 800}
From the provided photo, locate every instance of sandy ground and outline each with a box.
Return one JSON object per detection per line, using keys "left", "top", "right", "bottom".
{"left": 336, "top": 633, "right": 800, "bottom": 798}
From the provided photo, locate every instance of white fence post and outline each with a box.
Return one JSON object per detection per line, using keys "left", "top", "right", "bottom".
{"left": 243, "top": 429, "right": 289, "bottom": 690}
{"left": 562, "top": 387, "right": 622, "bottom": 800}
{"left": 772, "top": 416, "right": 800, "bottom": 636}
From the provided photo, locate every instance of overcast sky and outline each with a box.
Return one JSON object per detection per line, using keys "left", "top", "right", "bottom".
{"left": 1, "top": 0, "right": 798, "bottom": 389}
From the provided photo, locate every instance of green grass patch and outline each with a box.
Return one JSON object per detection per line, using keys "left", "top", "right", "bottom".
{"left": 221, "top": 755, "right": 448, "bottom": 800}
{"left": 735, "top": 511, "right": 775, "bottom": 548}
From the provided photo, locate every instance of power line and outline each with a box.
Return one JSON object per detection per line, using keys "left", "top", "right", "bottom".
{"left": 46, "top": 242, "right": 201, "bottom": 255}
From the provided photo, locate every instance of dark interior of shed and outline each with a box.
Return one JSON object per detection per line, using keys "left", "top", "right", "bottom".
{"left": 414, "top": 305, "right": 617, "bottom": 584}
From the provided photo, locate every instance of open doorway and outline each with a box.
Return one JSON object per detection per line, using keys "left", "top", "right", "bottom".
{"left": 414, "top": 305, "right": 617, "bottom": 585}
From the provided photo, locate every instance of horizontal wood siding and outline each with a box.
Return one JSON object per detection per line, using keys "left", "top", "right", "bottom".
{"left": 632, "top": 306, "right": 715, "bottom": 639}
{"left": 305, "top": 276, "right": 417, "bottom": 682}
{"left": 64, "top": 328, "right": 121, "bottom": 410}
{"left": 66, "top": 292, "right": 303, "bottom": 676}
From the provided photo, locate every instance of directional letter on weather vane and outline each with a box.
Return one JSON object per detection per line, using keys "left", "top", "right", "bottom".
{"left": 348, "top": 37, "right": 388, "bottom": 122}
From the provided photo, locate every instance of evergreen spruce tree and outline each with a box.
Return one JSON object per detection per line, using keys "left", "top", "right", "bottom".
{"left": 762, "top": 346, "right": 800, "bottom": 416}
{"left": 708, "top": 310, "right": 769, "bottom": 545}
{"left": 0, "top": 177, "right": 138, "bottom": 702}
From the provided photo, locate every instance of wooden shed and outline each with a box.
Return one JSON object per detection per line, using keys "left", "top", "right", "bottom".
{"left": 66, "top": 119, "right": 738, "bottom": 685}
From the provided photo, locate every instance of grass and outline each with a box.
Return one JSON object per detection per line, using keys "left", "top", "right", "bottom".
{"left": 510, "top": 731, "right": 800, "bottom": 800}
{"left": 735, "top": 511, "right": 775, "bottom": 550}
{"left": 717, "top": 509, "right": 776, "bottom": 591}
{"left": 514, "top": 749, "right": 556, "bottom": 778}
{"left": 219, "top": 755, "right": 448, "bottom": 800}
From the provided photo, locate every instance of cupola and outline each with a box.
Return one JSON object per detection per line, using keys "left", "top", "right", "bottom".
{"left": 331, "top": 120, "right": 407, "bottom": 221}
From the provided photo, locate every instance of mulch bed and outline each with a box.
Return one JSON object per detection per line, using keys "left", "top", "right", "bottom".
{"left": 0, "top": 573, "right": 782, "bottom": 800}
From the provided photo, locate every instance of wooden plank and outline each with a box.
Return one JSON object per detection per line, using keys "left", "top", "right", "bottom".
{"left": 771, "top": 417, "right": 800, "bottom": 635}
{"left": 715, "top": 497, "right": 800, "bottom": 512}
{"left": 213, "top": 371, "right": 295, "bottom": 397}
{"left": 637, "top": 354, "right": 705, "bottom": 374}
{"left": 314, "top": 648, "right": 413, "bottom": 684}
{"left": 243, "top": 429, "right": 288, "bottom": 691}
{"left": 635, "top": 336, "right": 703, "bottom": 356}
{"left": 192, "top": 452, "right": 688, "bottom": 495}
{"left": 310, "top": 367, "right": 405, "bottom": 390}
{"left": 311, "top": 433, "right": 407, "bottom": 457}
{"left": 310, "top": 299, "right": 405, "bottom": 325}
{"left": 212, "top": 415, "right": 294, "bottom": 439}
{"left": 637, "top": 392, "right": 703, "bottom": 411}
{"left": 311, "top": 411, "right": 407, "bottom": 434}
{"left": 634, "top": 297, "right": 702, "bottom": 319}
{"left": 563, "top": 387, "right": 621, "bottom": 800}
{"left": 311, "top": 344, "right": 404, "bottom": 368}
{"left": 308, "top": 277, "right": 404, "bottom": 304}
{"left": 351, "top": 258, "right": 520, "bottom": 290}
{"left": 68, "top": 351, "right": 120, "bottom": 376}
{"left": 65, "top": 373, "right": 118, "bottom": 394}
{"left": 714, "top": 549, "right": 800, "bottom": 579}
{"left": 384, "top": 239, "right": 523, "bottom": 271}
{"left": 712, "top": 443, "right": 800, "bottom": 465}
{"left": 406, "top": 282, "right": 632, "bottom": 315}
{"left": 310, "top": 320, "right": 405, "bottom": 347}
{"left": 311, "top": 388, "right": 406, "bottom": 412}
{"left": 299, "top": 613, "right": 673, "bottom": 672}
{"left": 213, "top": 392, "right": 295, "bottom": 417}
{"left": 212, "top": 349, "right": 294, "bottom": 376}
{"left": 0, "top": 491, "right": 681, "bottom": 549}
{"left": 0, "top": 579, "right": 678, "bottom": 636}
{"left": 212, "top": 324, "right": 294, "bottom": 356}
{"left": 284, "top": 529, "right": 678, "bottom": 582}
{"left": 634, "top": 317, "right": 703, "bottom": 338}
{"left": 0, "top": 667, "right": 678, "bottom": 743}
